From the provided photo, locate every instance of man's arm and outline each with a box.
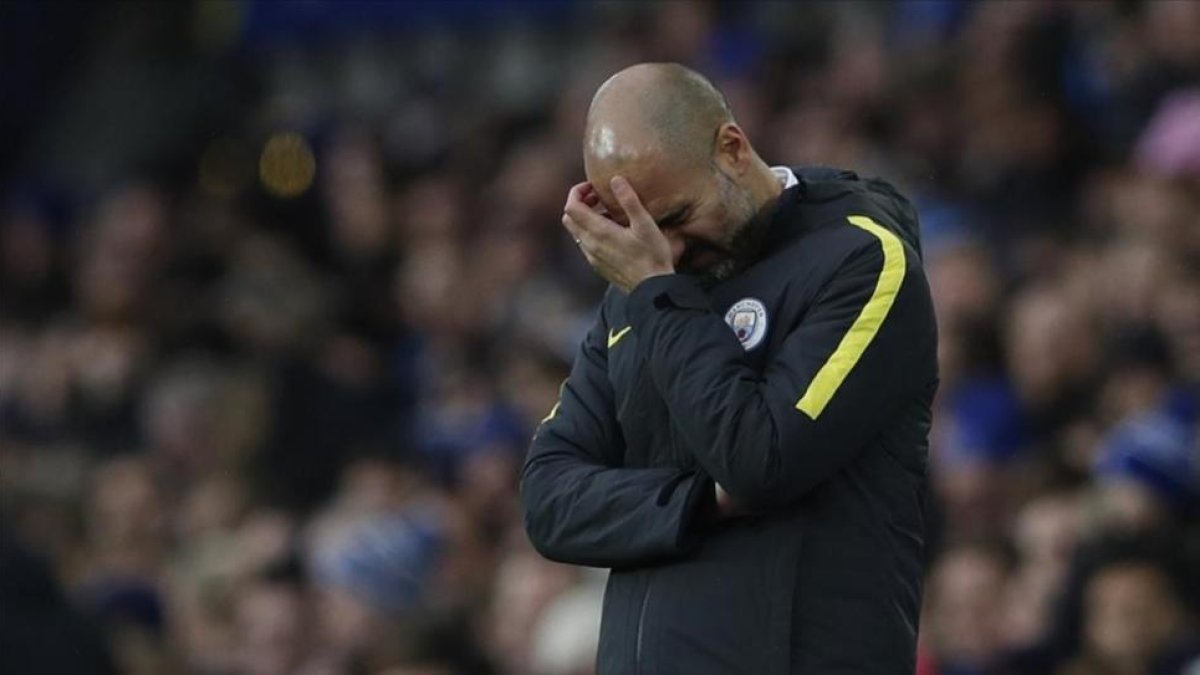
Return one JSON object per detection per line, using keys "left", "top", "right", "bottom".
{"left": 520, "top": 298, "right": 715, "bottom": 568}
{"left": 627, "top": 217, "right": 937, "bottom": 512}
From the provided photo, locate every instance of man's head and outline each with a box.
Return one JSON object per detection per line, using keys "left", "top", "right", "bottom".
{"left": 1083, "top": 559, "right": 1190, "bottom": 672}
{"left": 582, "top": 63, "right": 779, "bottom": 285}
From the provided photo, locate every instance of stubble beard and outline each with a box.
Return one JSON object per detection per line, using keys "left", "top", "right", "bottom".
{"left": 689, "top": 175, "right": 770, "bottom": 289}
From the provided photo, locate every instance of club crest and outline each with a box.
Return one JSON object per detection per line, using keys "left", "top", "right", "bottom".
{"left": 725, "top": 298, "right": 768, "bottom": 351}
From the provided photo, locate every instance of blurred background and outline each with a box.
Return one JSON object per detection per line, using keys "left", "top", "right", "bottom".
{"left": 1, "top": 1, "right": 1199, "bottom": 674}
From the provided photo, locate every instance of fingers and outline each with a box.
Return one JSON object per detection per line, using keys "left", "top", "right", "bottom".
{"left": 563, "top": 183, "right": 604, "bottom": 257}
{"left": 564, "top": 182, "right": 593, "bottom": 221}
{"left": 565, "top": 182, "right": 603, "bottom": 213}
{"left": 561, "top": 212, "right": 599, "bottom": 267}
{"left": 561, "top": 211, "right": 585, "bottom": 245}
{"left": 565, "top": 184, "right": 620, "bottom": 242}
{"left": 565, "top": 182, "right": 590, "bottom": 207}
{"left": 560, "top": 178, "right": 670, "bottom": 292}
{"left": 582, "top": 185, "right": 601, "bottom": 208}
{"left": 610, "top": 176, "right": 654, "bottom": 234}
{"left": 562, "top": 210, "right": 605, "bottom": 257}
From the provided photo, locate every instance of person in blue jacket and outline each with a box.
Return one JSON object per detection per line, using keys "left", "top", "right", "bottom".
{"left": 521, "top": 62, "right": 939, "bottom": 675}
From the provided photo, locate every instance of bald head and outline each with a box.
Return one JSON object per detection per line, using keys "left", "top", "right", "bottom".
{"left": 573, "top": 64, "right": 779, "bottom": 286}
{"left": 584, "top": 63, "right": 733, "bottom": 178}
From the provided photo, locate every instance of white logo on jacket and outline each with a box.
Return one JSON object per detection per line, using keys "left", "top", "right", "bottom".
{"left": 725, "top": 298, "right": 768, "bottom": 351}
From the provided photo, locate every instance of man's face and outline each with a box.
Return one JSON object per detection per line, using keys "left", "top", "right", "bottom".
{"left": 588, "top": 158, "right": 762, "bottom": 286}
{"left": 1084, "top": 563, "right": 1184, "bottom": 667}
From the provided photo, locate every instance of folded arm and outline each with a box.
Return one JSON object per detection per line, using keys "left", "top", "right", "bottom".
{"left": 626, "top": 217, "right": 937, "bottom": 512}
{"left": 520, "top": 298, "right": 714, "bottom": 568}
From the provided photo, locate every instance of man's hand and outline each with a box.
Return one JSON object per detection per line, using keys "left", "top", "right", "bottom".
{"left": 562, "top": 176, "right": 674, "bottom": 293}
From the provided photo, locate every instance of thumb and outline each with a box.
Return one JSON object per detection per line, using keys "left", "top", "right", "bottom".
{"left": 611, "top": 176, "right": 655, "bottom": 235}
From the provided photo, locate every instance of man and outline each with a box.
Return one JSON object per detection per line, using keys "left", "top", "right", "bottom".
{"left": 521, "top": 63, "right": 938, "bottom": 674}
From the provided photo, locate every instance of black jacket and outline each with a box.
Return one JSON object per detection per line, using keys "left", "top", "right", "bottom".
{"left": 521, "top": 168, "right": 938, "bottom": 674}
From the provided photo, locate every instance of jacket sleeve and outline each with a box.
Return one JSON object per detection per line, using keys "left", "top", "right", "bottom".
{"left": 520, "top": 296, "right": 715, "bottom": 568}
{"left": 625, "top": 217, "right": 937, "bottom": 512}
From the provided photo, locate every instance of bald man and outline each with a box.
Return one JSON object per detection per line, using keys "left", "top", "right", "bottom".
{"left": 521, "top": 64, "right": 937, "bottom": 674}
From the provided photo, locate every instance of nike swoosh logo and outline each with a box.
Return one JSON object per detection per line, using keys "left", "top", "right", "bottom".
{"left": 607, "top": 326, "right": 632, "bottom": 349}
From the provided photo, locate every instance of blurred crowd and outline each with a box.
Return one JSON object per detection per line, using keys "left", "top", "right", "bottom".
{"left": 1, "top": 2, "right": 1199, "bottom": 674}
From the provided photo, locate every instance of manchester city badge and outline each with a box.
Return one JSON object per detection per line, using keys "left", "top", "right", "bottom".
{"left": 724, "top": 298, "right": 768, "bottom": 351}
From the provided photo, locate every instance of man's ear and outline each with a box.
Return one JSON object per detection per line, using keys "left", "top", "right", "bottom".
{"left": 713, "top": 123, "right": 752, "bottom": 176}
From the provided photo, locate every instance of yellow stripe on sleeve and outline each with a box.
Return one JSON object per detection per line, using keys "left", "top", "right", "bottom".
{"left": 795, "top": 215, "right": 907, "bottom": 420}
{"left": 539, "top": 378, "right": 568, "bottom": 424}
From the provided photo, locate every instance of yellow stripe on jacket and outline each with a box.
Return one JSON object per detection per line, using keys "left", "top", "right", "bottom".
{"left": 796, "top": 215, "right": 907, "bottom": 419}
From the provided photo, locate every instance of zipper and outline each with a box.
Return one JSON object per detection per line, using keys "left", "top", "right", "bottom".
{"left": 634, "top": 573, "right": 652, "bottom": 674}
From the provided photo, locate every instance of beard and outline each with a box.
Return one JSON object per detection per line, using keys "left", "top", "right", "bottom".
{"left": 678, "top": 172, "right": 773, "bottom": 289}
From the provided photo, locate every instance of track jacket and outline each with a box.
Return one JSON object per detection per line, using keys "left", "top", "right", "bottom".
{"left": 522, "top": 167, "right": 938, "bottom": 674}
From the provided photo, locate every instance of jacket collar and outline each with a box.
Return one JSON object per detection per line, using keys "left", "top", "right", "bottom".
{"left": 771, "top": 165, "right": 799, "bottom": 189}
{"left": 753, "top": 167, "right": 808, "bottom": 255}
